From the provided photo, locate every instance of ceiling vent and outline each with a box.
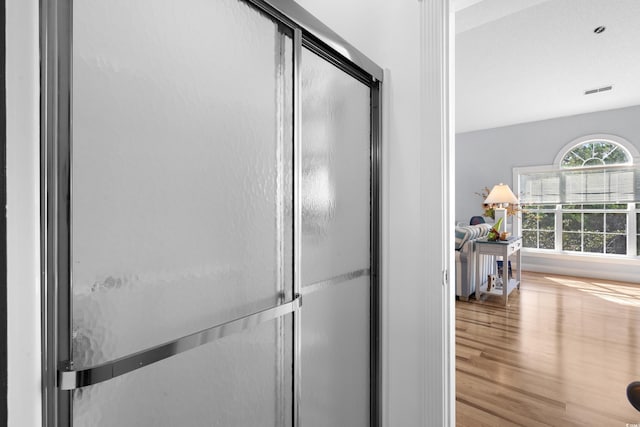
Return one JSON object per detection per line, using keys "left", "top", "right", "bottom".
{"left": 584, "top": 85, "right": 613, "bottom": 95}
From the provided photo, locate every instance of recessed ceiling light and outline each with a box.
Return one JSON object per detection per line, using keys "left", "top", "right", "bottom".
{"left": 594, "top": 26, "right": 606, "bottom": 34}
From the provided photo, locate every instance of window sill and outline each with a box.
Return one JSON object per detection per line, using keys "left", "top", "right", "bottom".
{"left": 523, "top": 248, "right": 640, "bottom": 265}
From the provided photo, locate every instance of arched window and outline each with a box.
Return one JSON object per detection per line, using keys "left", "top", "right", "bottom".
{"left": 519, "top": 134, "right": 640, "bottom": 257}
{"left": 560, "top": 140, "right": 631, "bottom": 168}
{"left": 554, "top": 134, "right": 638, "bottom": 168}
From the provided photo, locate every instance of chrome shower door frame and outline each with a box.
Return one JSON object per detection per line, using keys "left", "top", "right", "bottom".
{"left": 41, "top": 1, "right": 382, "bottom": 426}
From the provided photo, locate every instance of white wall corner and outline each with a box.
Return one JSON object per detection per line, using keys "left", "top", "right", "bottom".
{"left": 6, "top": 0, "right": 42, "bottom": 426}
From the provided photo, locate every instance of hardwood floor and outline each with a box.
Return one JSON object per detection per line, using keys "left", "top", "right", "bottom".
{"left": 456, "top": 271, "right": 640, "bottom": 426}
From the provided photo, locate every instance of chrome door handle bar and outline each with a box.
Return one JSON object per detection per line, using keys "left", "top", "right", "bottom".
{"left": 58, "top": 295, "right": 302, "bottom": 390}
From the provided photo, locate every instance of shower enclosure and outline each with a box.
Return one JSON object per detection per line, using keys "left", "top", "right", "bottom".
{"left": 42, "top": 0, "right": 382, "bottom": 425}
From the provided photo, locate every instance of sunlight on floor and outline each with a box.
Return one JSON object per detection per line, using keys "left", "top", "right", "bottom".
{"left": 545, "top": 276, "right": 640, "bottom": 307}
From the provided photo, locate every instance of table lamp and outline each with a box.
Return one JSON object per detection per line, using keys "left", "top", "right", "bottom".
{"left": 484, "top": 183, "right": 518, "bottom": 234}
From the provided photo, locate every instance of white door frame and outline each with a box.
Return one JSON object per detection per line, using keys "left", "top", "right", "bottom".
{"left": 418, "top": 0, "right": 455, "bottom": 425}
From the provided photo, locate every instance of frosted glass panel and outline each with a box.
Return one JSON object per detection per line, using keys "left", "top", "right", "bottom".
{"left": 300, "top": 48, "right": 371, "bottom": 286}
{"left": 301, "top": 277, "right": 370, "bottom": 427}
{"left": 73, "top": 316, "right": 293, "bottom": 427}
{"left": 71, "top": 0, "right": 293, "bottom": 367}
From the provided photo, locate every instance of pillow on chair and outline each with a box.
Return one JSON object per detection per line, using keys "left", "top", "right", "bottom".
{"left": 470, "top": 216, "right": 485, "bottom": 225}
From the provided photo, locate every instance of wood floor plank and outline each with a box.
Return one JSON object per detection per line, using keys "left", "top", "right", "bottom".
{"left": 456, "top": 271, "right": 640, "bottom": 426}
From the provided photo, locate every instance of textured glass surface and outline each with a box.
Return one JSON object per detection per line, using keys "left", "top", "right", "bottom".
{"left": 71, "top": 0, "right": 293, "bottom": 367}
{"left": 300, "top": 48, "right": 371, "bottom": 286}
{"left": 73, "top": 316, "right": 293, "bottom": 427}
{"left": 301, "top": 277, "right": 370, "bottom": 427}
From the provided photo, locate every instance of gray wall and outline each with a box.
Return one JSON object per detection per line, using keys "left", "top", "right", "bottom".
{"left": 456, "top": 104, "right": 640, "bottom": 223}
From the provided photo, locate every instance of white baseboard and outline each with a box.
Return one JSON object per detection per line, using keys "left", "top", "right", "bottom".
{"left": 523, "top": 252, "right": 640, "bottom": 284}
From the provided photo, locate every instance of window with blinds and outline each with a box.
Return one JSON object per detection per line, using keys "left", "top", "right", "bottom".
{"left": 519, "top": 166, "right": 640, "bottom": 205}
{"left": 517, "top": 137, "right": 639, "bottom": 257}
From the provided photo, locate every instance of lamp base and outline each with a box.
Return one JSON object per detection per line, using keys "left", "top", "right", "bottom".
{"left": 494, "top": 207, "right": 507, "bottom": 234}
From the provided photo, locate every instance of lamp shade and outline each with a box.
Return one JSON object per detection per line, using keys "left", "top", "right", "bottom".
{"left": 484, "top": 183, "right": 518, "bottom": 205}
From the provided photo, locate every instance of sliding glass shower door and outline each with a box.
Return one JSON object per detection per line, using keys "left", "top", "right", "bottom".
{"left": 300, "top": 47, "right": 373, "bottom": 427}
{"left": 44, "top": 0, "right": 381, "bottom": 425}
{"left": 68, "top": 0, "right": 294, "bottom": 425}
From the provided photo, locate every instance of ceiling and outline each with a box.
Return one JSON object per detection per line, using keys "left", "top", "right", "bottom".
{"left": 455, "top": 0, "right": 640, "bottom": 133}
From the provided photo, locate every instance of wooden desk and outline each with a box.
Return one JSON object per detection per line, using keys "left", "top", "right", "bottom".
{"left": 474, "top": 237, "right": 522, "bottom": 306}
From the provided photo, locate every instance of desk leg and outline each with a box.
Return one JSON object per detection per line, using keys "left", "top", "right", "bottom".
{"left": 475, "top": 250, "right": 480, "bottom": 302}
{"left": 517, "top": 246, "right": 521, "bottom": 290}
{"left": 503, "top": 250, "right": 508, "bottom": 306}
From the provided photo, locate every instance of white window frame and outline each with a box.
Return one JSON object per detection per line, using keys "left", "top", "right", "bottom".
{"left": 559, "top": 203, "right": 630, "bottom": 254}
{"left": 514, "top": 134, "right": 640, "bottom": 260}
